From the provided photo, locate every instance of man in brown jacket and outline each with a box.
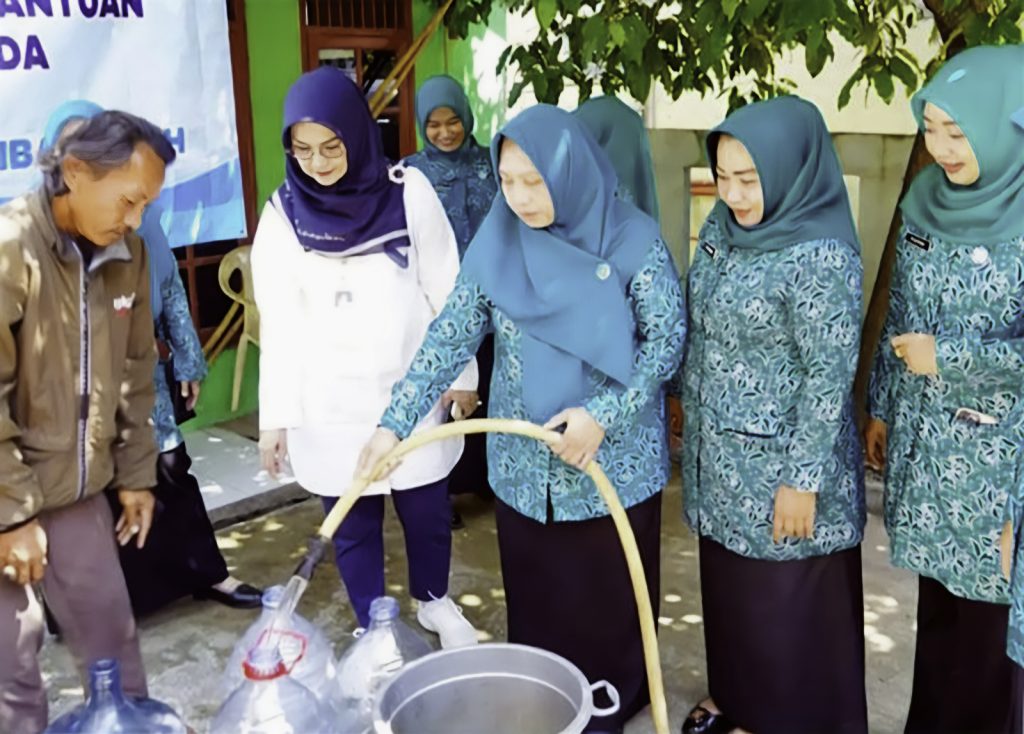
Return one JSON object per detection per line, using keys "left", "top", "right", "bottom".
{"left": 0, "top": 110, "right": 177, "bottom": 733}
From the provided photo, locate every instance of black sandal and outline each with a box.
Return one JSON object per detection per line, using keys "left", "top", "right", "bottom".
{"left": 682, "top": 704, "right": 735, "bottom": 734}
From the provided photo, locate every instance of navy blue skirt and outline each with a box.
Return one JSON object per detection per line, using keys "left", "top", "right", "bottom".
{"left": 699, "top": 536, "right": 868, "bottom": 734}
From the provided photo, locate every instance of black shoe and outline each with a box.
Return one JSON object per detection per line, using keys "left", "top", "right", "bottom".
{"left": 194, "top": 583, "right": 263, "bottom": 609}
{"left": 451, "top": 508, "right": 465, "bottom": 530}
{"left": 682, "top": 704, "right": 734, "bottom": 734}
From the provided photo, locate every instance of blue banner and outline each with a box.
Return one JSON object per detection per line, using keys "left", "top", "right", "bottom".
{"left": 0, "top": 0, "right": 247, "bottom": 246}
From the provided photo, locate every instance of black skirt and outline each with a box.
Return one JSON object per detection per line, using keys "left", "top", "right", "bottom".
{"left": 699, "top": 536, "right": 868, "bottom": 734}
{"left": 904, "top": 574, "right": 1023, "bottom": 734}
{"left": 107, "top": 443, "right": 229, "bottom": 617}
{"left": 494, "top": 492, "right": 662, "bottom": 732}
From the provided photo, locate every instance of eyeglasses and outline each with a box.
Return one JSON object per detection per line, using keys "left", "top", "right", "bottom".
{"left": 290, "top": 143, "right": 346, "bottom": 161}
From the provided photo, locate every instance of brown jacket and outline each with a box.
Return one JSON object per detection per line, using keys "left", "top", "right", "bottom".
{"left": 0, "top": 188, "right": 158, "bottom": 532}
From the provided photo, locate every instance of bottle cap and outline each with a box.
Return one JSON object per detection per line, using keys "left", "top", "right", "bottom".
{"left": 242, "top": 647, "right": 288, "bottom": 681}
{"left": 369, "top": 596, "right": 400, "bottom": 623}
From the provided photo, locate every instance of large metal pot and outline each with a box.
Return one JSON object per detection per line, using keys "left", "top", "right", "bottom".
{"left": 372, "top": 643, "right": 620, "bottom": 734}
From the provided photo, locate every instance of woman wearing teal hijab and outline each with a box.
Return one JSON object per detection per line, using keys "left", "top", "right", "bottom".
{"left": 681, "top": 96, "right": 866, "bottom": 734}
{"left": 866, "top": 44, "right": 1024, "bottom": 733}
{"left": 573, "top": 95, "right": 660, "bottom": 221}
{"left": 404, "top": 74, "right": 497, "bottom": 256}
{"left": 404, "top": 75, "right": 499, "bottom": 521}
{"left": 357, "top": 104, "right": 685, "bottom": 732}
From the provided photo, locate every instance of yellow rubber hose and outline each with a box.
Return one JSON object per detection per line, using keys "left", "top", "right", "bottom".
{"left": 316, "top": 418, "right": 670, "bottom": 734}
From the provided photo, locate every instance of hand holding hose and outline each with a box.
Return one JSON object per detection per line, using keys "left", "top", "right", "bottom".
{"left": 354, "top": 427, "right": 402, "bottom": 481}
{"left": 543, "top": 408, "right": 606, "bottom": 471}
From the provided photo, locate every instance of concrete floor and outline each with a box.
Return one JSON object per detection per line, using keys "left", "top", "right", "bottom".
{"left": 40, "top": 473, "right": 919, "bottom": 733}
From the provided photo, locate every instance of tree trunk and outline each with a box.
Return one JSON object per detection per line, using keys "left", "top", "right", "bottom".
{"left": 852, "top": 0, "right": 965, "bottom": 423}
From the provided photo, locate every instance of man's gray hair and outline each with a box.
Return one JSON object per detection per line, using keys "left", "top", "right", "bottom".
{"left": 38, "top": 110, "right": 177, "bottom": 196}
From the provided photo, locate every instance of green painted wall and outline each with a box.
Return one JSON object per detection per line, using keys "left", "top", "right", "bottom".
{"left": 245, "top": 0, "right": 302, "bottom": 206}
{"left": 180, "top": 346, "right": 259, "bottom": 434}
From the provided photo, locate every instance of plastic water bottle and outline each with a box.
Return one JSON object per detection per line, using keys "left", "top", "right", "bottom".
{"left": 211, "top": 646, "right": 334, "bottom": 734}
{"left": 44, "top": 658, "right": 188, "bottom": 733}
{"left": 223, "top": 585, "right": 341, "bottom": 711}
{"left": 334, "top": 596, "right": 433, "bottom": 732}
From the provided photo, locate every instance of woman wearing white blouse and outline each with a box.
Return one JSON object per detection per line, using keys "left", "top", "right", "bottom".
{"left": 252, "top": 67, "right": 478, "bottom": 647}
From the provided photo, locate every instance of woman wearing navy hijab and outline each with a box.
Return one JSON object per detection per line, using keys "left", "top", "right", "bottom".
{"left": 252, "top": 67, "right": 479, "bottom": 647}
{"left": 356, "top": 105, "right": 686, "bottom": 733}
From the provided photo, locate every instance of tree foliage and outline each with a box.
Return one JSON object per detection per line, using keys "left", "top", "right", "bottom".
{"left": 435, "top": 0, "right": 1023, "bottom": 109}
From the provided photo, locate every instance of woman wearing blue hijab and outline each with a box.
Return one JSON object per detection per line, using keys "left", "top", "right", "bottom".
{"left": 357, "top": 104, "right": 686, "bottom": 733}
{"left": 404, "top": 75, "right": 499, "bottom": 522}
{"left": 404, "top": 74, "right": 497, "bottom": 257}
{"left": 252, "top": 67, "right": 480, "bottom": 646}
{"left": 573, "top": 95, "right": 660, "bottom": 221}
{"left": 867, "top": 44, "right": 1024, "bottom": 733}
{"left": 40, "top": 102, "right": 262, "bottom": 617}
{"left": 681, "top": 96, "right": 866, "bottom": 734}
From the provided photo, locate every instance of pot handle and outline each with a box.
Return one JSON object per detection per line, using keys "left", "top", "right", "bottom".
{"left": 590, "top": 680, "right": 621, "bottom": 718}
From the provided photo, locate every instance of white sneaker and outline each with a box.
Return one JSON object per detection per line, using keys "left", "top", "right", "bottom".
{"left": 416, "top": 596, "right": 479, "bottom": 649}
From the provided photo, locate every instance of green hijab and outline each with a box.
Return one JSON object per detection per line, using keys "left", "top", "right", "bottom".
{"left": 901, "top": 44, "right": 1024, "bottom": 243}
{"left": 706, "top": 95, "right": 859, "bottom": 253}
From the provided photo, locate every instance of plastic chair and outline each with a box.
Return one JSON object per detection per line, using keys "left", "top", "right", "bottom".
{"left": 218, "top": 246, "right": 260, "bottom": 412}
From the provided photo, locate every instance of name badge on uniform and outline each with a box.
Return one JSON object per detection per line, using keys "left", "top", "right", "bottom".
{"left": 701, "top": 242, "right": 717, "bottom": 258}
{"left": 904, "top": 232, "right": 931, "bottom": 252}
{"left": 335, "top": 291, "right": 353, "bottom": 306}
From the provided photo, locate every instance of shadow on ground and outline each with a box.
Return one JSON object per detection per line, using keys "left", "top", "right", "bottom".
{"left": 41, "top": 471, "right": 917, "bottom": 733}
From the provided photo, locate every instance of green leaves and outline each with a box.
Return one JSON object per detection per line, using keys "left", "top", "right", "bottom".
{"left": 838, "top": 68, "right": 865, "bottom": 109}
{"left": 625, "top": 62, "right": 653, "bottom": 103}
{"left": 609, "top": 20, "right": 626, "bottom": 47}
{"left": 535, "top": 0, "right": 557, "bottom": 30}
{"left": 805, "top": 25, "right": 833, "bottom": 77}
{"left": 888, "top": 54, "right": 919, "bottom": 90}
{"left": 722, "top": 0, "right": 743, "bottom": 20}
{"left": 741, "top": 0, "right": 773, "bottom": 24}
{"left": 872, "top": 68, "right": 895, "bottom": 102}
{"left": 621, "top": 14, "right": 651, "bottom": 64}
{"left": 452, "top": 0, "right": 1023, "bottom": 116}
{"left": 581, "top": 14, "right": 608, "bottom": 62}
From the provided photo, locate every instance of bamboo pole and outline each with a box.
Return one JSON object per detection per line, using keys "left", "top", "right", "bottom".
{"left": 367, "top": 0, "right": 455, "bottom": 118}
{"left": 206, "top": 316, "right": 242, "bottom": 367}
{"left": 202, "top": 301, "right": 240, "bottom": 358}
